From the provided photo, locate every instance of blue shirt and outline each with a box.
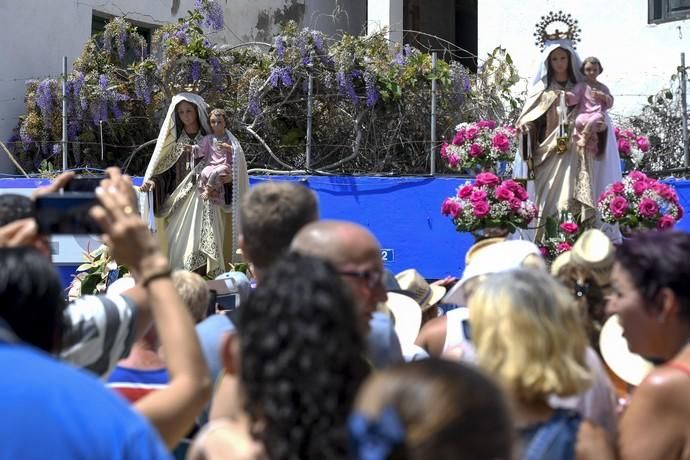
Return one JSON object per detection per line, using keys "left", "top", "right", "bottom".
{"left": 0, "top": 343, "right": 171, "bottom": 460}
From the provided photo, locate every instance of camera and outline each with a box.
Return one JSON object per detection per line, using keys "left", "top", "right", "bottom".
{"left": 34, "top": 192, "right": 102, "bottom": 235}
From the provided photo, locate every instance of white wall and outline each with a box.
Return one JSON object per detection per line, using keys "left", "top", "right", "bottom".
{"left": 478, "top": 0, "right": 690, "bottom": 116}
{"left": 0, "top": 0, "right": 303, "bottom": 173}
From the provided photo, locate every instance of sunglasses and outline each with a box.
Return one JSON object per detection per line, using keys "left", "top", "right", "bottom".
{"left": 338, "top": 269, "right": 384, "bottom": 289}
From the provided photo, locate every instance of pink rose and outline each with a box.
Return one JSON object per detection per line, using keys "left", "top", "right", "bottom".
{"left": 628, "top": 171, "right": 648, "bottom": 182}
{"left": 441, "top": 198, "right": 461, "bottom": 218}
{"left": 452, "top": 131, "right": 465, "bottom": 145}
{"left": 440, "top": 142, "right": 448, "bottom": 159}
{"left": 638, "top": 198, "right": 659, "bottom": 219}
{"left": 477, "top": 119, "right": 497, "bottom": 129}
{"left": 636, "top": 136, "right": 650, "bottom": 152}
{"left": 472, "top": 200, "right": 490, "bottom": 218}
{"left": 475, "top": 172, "right": 500, "bottom": 187}
{"left": 539, "top": 246, "right": 549, "bottom": 258}
{"left": 614, "top": 126, "right": 620, "bottom": 138}
{"left": 657, "top": 215, "right": 676, "bottom": 231}
{"left": 653, "top": 183, "right": 676, "bottom": 202}
{"left": 465, "top": 126, "right": 479, "bottom": 140}
{"left": 632, "top": 180, "right": 648, "bottom": 196}
{"left": 495, "top": 186, "right": 514, "bottom": 201}
{"left": 458, "top": 184, "right": 473, "bottom": 198}
{"left": 560, "top": 222, "right": 579, "bottom": 235}
{"left": 491, "top": 133, "right": 511, "bottom": 153}
{"left": 448, "top": 154, "right": 459, "bottom": 168}
{"left": 508, "top": 197, "right": 523, "bottom": 211}
{"left": 611, "top": 182, "right": 625, "bottom": 194}
{"left": 502, "top": 179, "right": 521, "bottom": 192}
{"left": 470, "top": 189, "right": 488, "bottom": 202}
{"left": 469, "top": 143, "right": 483, "bottom": 157}
{"left": 610, "top": 196, "right": 629, "bottom": 218}
{"left": 618, "top": 138, "right": 631, "bottom": 156}
{"left": 556, "top": 242, "right": 573, "bottom": 253}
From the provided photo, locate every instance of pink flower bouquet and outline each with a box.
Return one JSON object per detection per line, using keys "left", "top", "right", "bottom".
{"left": 597, "top": 171, "right": 684, "bottom": 232}
{"left": 441, "top": 120, "right": 517, "bottom": 173}
{"left": 615, "top": 127, "right": 649, "bottom": 163}
{"left": 539, "top": 217, "right": 582, "bottom": 260}
{"left": 441, "top": 172, "right": 537, "bottom": 233}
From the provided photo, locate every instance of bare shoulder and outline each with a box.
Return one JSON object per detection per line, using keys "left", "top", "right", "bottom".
{"left": 188, "top": 419, "right": 266, "bottom": 460}
{"left": 415, "top": 315, "right": 448, "bottom": 356}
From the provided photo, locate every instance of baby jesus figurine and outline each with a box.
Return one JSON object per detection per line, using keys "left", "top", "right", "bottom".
{"left": 567, "top": 56, "right": 614, "bottom": 155}
{"left": 195, "top": 109, "right": 233, "bottom": 203}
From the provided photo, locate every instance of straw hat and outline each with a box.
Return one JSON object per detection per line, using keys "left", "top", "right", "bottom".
{"left": 599, "top": 314, "right": 654, "bottom": 386}
{"left": 443, "top": 240, "right": 543, "bottom": 305}
{"left": 385, "top": 291, "right": 423, "bottom": 347}
{"left": 569, "top": 229, "right": 615, "bottom": 286}
{"left": 395, "top": 269, "right": 446, "bottom": 311}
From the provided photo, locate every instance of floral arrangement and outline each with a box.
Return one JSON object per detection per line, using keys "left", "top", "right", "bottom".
{"left": 441, "top": 172, "right": 537, "bottom": 233}
{"left": 597, "top": 170, "right": 683, "bottom": 232}
{"left": 538, "top": 213, "right": 582, "bottom": 260}
{"left": 615, "top": 127, "right": 649, "bottom": 170}
{"left": 440, "top": 120, "right": 517, "bottom": 173}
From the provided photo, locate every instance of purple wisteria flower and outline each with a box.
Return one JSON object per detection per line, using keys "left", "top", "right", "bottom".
{"left": 296, "top": 33, "right": 311, "bottom": 66}
{"left": 274, "top": 35, "right": 285, "bottom": 60}
{"left": 196, "top": 0, "right": 224, "bottom": 31}
{"left": 19, "top": 122, "right": 33, "bottom": 148}
{"left": 336, "top": 71, "right": 358, "bottom": 105}
{"left": 98, "top": 74, "right": 109, "bottom": 90}
{"left": 52, "top": 144, "right": 62, "bottom": 156}
{"left": 116, "top": 29, "right": 127, "bottom": 60}
{"left": 269, "top": 66, "right": 294, "bottom": 87}
{"left": 363, "top": 71, "right": 379, "bottom": 107}
{"left": 36, "top": 79, "right": 54, "bottom": 121}
{"left": 191, "top": 61, "right": 202, "bottom": 82}
{"left": 208, "top": 56, "right": 222, "bottom": 82}
{"left": 174, "top": 25, "right": 189, "bottom": 45}
{"left": 247, "top": 80, "right": 262, "bottom": 117}
{"left": 134, "top": 72, "right": 152, "bottom": 105}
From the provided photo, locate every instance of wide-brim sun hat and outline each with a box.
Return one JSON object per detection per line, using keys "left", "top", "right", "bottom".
{"left": 569, "top": 229, "right": 615, "bottom": 286}
{"left": 599, "top": 314, "right": 654, "bottom": 386}
{"left": 385, "top": 291, "right": 423, "bottom": 347}
{"left": 443, "top": 240, "right": 543, "bottom": 305}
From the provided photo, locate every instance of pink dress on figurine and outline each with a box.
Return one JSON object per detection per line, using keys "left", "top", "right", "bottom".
{"left": 568, "top": 82, "right": 613, "bottom": 155}
{"left": 196, "top": 133, "right": 232, "bottom": 204}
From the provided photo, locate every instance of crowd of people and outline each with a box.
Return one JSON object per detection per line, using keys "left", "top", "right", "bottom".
{"left": 1, "top": 166, "right": 690, "bottom": 460}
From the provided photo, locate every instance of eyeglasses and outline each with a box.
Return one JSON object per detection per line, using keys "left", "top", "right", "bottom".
{"left": 338, "top": 269, "right": 384, "bottom": 289}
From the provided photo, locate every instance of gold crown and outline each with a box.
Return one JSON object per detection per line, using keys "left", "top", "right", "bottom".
{"left": 533, "top": 11, "right": 581, "bottom": 50}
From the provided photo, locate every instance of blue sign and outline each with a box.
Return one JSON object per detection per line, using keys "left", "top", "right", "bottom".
{"left": 381, "top": 248, "right": 395, "bottom": 263}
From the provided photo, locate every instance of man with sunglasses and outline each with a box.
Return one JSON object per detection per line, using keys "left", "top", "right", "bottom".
{"left": 292, "top": 220, "right": 403, "bottom": 367}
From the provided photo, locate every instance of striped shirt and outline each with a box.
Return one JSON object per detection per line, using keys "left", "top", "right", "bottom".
{"left": 60, "top": 294, "right": 137, "bottom": 379}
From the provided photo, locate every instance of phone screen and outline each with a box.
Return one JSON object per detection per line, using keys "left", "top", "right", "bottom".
{"left": 35, "top": 193, "right": 102, "bottom": 235}
{"left": 63, "top": 176, "right": 105, "bottom": 193}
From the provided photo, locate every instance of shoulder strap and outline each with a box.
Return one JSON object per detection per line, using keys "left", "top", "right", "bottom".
{"left": 666, "top": 361, "right": 690, "bottom": 377}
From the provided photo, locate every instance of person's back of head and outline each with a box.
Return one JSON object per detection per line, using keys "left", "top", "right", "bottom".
{"left": 0, "top": 194, "right": 33, "bottom": 226}
{"left": 351, "top": 358, "right": 514, "bottom": 460}
{"left": 0, "top": 247, "right": 65, "bottom": 352}
{"left": 616, "top": 230, "right": 690, "bottom": 322}
{"left": 469, "top": 268, "right": 591, "bottom": 403}
{"left": 237, "top": 252, "right": 369, "bottom": 460}
{"left": 171, "top": 270, "right": 209, "bottom": 324}
{"left": 239, "top": 181, "right": 318, "bottom": 272}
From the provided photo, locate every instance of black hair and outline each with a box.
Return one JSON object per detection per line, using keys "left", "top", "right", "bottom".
{"left": 0, "top": 247, "right": 66, "bottom": 352}
{"left": 580, "top": 56, "right": 604, "bottom": 75}
{"left": 0, "top": 194, "right": 34, "bottom": 226}
{"left": 239, "top": 252, "right": 369, "bottom": 460}
{"left": 616, "top": 231, "right": 690, "bottom": 321}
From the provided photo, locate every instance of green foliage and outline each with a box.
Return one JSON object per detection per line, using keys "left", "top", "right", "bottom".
{"left": 10, "top": 8, "right": 524, "bottom": 175}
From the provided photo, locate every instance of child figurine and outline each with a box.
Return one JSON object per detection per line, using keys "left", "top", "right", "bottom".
{"left": 195, "top": 108, "right": 233, "bottom": 203}
{"left": 567, "top": 56, "right": 614, "bottom": 154}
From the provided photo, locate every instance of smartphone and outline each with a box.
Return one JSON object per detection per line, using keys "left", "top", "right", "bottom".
{"left": 63, "top": 175, "right": 106, "bottom": 193}
{"left": 216, "top": 291, "right": 241, "bottom": 311}
{"left": 34, "top": 192, "right": 102, "bottom": 235}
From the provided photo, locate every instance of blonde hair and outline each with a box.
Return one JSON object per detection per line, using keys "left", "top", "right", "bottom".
{"left": 354, "top": 359, "right": 513, "bottom": 460}
{"left": 171, "top": 270, "right": 209, "bottom": 323}
{"left": 469, "top": 269, "right": 591, "bottom": 403}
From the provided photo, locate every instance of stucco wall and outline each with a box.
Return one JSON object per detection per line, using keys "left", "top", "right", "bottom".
{"left": 478, "top": 0, "right": 690, "bottom": 117}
